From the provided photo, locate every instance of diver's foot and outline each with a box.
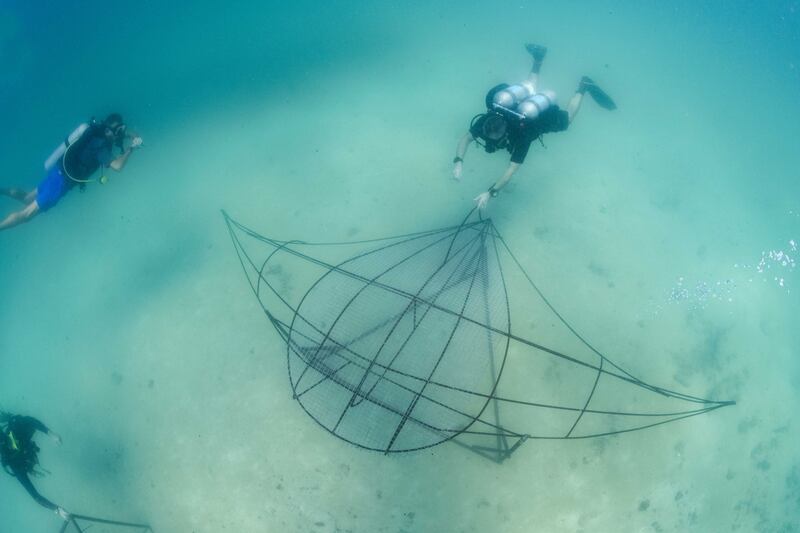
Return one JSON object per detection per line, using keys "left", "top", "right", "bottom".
{"left": 578, "top": 76, "right": 617, "bottom": 110}
{"left": 0, "top": 188, "right": 25, "bottom": 201}
{"left": 525, "top": 43, "right": 548, "bottom": 63}
{"left": 578, "top": 76, "right": 593, "bottom": 93}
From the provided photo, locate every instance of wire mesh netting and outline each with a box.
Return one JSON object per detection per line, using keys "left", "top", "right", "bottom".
{"left": 224, "top": 211, "right": 733, "bottom": 460}
{"left": 57, "top": 514, "right": 153, "bottom": 533}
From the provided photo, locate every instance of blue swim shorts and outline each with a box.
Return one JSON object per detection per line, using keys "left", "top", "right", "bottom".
{"left": 36, "top": 166, "right": 69, "bottom": 212}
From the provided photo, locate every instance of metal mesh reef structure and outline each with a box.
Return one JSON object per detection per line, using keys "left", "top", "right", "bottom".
{"left": 57, "top": 515, "right": 153, "bottom": 533}
{"left": 224, "top": 210, "right": 734, "bottom": 462}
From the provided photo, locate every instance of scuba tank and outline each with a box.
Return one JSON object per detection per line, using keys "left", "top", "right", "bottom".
{"left": 492, "top": 82, "right": 558, "bottom": 121}
{"left": 517, "top": 90, "right": 558, "bottom": 120}
{"left": 46, "top": 118, "right": 121, "bottom": 185}
{"left": 44, "top": 123, "right": 90, "bottom": 171}
{"left": 492, "top": 82, "right": 536, "bottom": 110}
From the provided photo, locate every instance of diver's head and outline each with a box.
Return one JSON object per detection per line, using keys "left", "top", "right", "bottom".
{"left": 482, "top": 113, "right": 507, "bottom": 141}
{"left": 478, "top": 113, "right": 509, "bottom": 154}
{"left": 103, "top": 113, "right": 126, "bottom": 145}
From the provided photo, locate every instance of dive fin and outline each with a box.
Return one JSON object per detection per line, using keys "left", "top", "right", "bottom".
{"left": 525, "top": 43, "right": 548, "bottom": 63}
{"left": 580, "top": 76, "right": 617, "bottom": 110}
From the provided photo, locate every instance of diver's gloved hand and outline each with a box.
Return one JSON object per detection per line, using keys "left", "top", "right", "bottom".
{"left": 452, "top": 161, "right": 463, "bottom": 181}
{"left": 474, "top": 191, "right": 491, "bottom": 210}
{"left": 55, "top": 507, "right": 71, "bottom": 521}
{"left": 130, "top": 136, "right": 144, "bottom": 149}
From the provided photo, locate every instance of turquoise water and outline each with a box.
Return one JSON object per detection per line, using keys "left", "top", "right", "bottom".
{"left": 1, "top": 1, "right": 799, "bottom": 531}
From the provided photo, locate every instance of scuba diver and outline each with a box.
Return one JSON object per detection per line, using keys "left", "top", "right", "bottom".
{"left": 0, "top": 113, "right": 143, "bottom": 232}
{"left": 1, "top": 411, "right": 70, "bottom": 521}
{"left": 452, "top": 43, "right": 616, "bottom": 209}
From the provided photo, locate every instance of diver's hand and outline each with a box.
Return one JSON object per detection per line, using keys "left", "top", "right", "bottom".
{"left": 49, "top": 431, "right": 62, "bottom": 446}
{"left": 130, "top": 136, "right": 143, "bottom": 149}
{"left": 452, "top": 161, "right": 463, "bottom": 181}
{"left": 474, "top": 191, "right": 491, "bottom": 210}
{"left": 55, "top": 507, "right": 71, "bottom": 521}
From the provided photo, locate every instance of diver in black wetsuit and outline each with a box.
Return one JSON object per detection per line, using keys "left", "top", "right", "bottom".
{"left": 452, "top": 43, "right": 617, "bottom": 210}
{"left": 1, "top": 412, "right": 70, "bottom": 521}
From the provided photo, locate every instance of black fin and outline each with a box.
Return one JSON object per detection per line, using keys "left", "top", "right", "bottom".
{"left": 582, "top": 77, "right": 617, "bottom": 110}
{"left": 525, "top": 43, "right": 547, "bottom": 63}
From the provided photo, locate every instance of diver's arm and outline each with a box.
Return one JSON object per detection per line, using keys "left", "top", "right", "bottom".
{"left": 492, "top": 161, "right": 521, "bottom": 192}
{"left": 109, "top": 148, "right": 133, "bottom": 171}
{"left": 15, "top": 470, "right": 59, "bottom": 512}
{"left": 109, "top": 136, "right": 143, "bottom": 172}
{"left": 452, "top": 133, "right": 474, "bottom": 180}
{"left": 21, "top": 416, "right": 61, "bottom": 445}
{"left": 455, "top": 132, "right": 474, "bottom": 160}
{"left": 474, "top": 162, "right": 521, "bottom": 210}
{"left": 20, "top": 416, "right": 50, "bottom": 435}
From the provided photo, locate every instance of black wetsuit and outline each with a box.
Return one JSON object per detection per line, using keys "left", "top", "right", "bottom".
{"left": 1, "top": 415, "right": 58, "bottom": 511}
{"left": 470, "top": 106, "right": 570, "bottom": 164}
{"left": 61, "top": 124, "right": 114, "bottom": 183}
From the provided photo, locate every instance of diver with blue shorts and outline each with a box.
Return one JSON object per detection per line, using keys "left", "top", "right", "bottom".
{"left": 452, "top": 44, "right": 616, "bottom": 209}
{"left": 0, "top": 113, "right": 143, "bottom": 232}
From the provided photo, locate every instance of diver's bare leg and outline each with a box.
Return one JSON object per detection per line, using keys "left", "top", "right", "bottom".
{"left": 0, "top": 188, "right": 35, "bottom": 204}
{"left": 567, "top": 90, "right": 585, "bottom": 123}
{"left": 525, "top": 43, "right": 547, "bottom": 92}
{"left": 0, "top": 201, "right": 39, "bottom": 232}
{"left": 526, "top": 69, "right": 540, "bottom": 92}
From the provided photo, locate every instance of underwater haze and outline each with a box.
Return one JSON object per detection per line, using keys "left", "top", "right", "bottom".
{"left": 1, "top": 0, "right": 799, "bottom": 531}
